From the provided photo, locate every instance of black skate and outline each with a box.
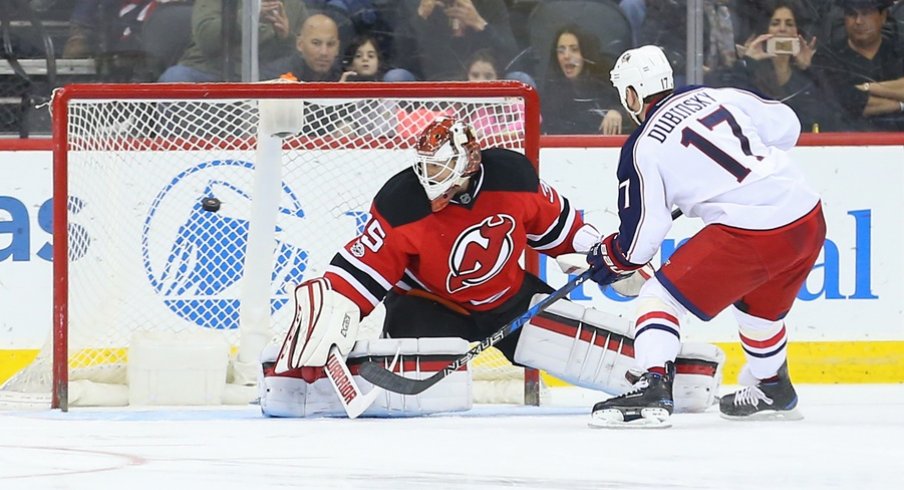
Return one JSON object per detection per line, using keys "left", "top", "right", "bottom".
{"left": 589, "top": 363, "right": 674, "bottom": 429}
{"left": 720, "top": 362, "right": 803, "bottom": 421}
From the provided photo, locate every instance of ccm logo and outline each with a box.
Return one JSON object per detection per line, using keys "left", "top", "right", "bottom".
{"left": 341, "top": 315, "right": 351, "bottom": 337}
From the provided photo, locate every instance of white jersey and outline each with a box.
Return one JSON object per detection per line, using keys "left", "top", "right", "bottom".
{"left": 614, "top": 85, "right": 820, "bottom": 266}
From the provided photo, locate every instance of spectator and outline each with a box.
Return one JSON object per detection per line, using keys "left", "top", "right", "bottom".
{"left": 339, "top": 34, "right": 385, "bottom": 82}
{"left": 540, "top": 25, "right": 624, "bottom": 135}
{"left": 465, "top": 48, "right": 500, "bottom": 82}
{"left": 388, "top": 0, "right": 519, "bottom": 81}
{"left": 811, "top": 0, "right": 904, "bottom": 130}
{"left": 262, "top": 13, "right": 343, "bottom": 81}
{"left": 158, "top": 0, "right": 308, "bottom": 82}
{"left": 704, "top": 0, "right": 739, "bottom": 74}
{"left": 462, "top": 49, "right": 526, "bottom": 140}
{"left": 856, "top": 76, "right": 904, "bottom": 102}
{"left": 335, "top": 35, "right": 397, "bottom": 138}
{"left": 728, "top": 1, "right": 842, "bottom": 131}
{"left": 62, "top": 0, "right": 124, "bottom": 58}
{"left": 619, "top": 0, "right": 646, "bottom": 46}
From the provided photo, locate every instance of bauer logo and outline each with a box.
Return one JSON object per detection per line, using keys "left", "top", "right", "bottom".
{"left": 142, "top": 159, "right": 309, "bottom": 330}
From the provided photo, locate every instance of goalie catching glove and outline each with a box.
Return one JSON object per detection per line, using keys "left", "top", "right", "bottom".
{"left": 275, "top": 278, "right": 360, "bottom": 373}
{"left": 272, "top": 278, "right": 381, "bottom": 418}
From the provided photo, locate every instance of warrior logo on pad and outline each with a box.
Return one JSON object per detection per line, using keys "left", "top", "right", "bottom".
{"left": 447, "top": 215, "right": 515, "bottom": 293}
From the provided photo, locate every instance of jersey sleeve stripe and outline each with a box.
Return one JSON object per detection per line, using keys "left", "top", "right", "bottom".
{"left": 337, "top": 247, "right": 393, "bottom": 290}
{"left": 396, "top": 269, "right": 430, "bottom": 291}
{"left": 325, "top": 265, "right": 381, "bottom": 308}
{"left": 328, "top": 253, "right": 389, "bottom": 304}
{"left": 527, "top": 197, "right": 575, "bottom": 250}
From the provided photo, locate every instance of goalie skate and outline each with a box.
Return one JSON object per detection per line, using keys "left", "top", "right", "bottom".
{"left": 588, "top": 364, "right": 674, "bottom": 429}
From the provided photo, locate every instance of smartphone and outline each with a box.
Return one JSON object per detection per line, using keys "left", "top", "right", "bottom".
{"left": 766, "top": 37, "right": 800, "bottom": 56}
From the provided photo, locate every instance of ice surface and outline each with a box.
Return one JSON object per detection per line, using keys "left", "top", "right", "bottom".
{"left": 1, "top": 385, "right": 902, "bottom": 490}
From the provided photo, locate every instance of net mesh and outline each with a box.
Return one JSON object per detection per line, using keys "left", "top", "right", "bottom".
{"left": 1, "top": 86, "right": 534, "bottom": 406}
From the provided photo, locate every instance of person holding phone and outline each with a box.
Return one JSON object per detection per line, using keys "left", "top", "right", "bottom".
{"left": 159, "top": 0, "right": 308, "bottom": 82}
{"left": 728, "top": 1, "right": 840, "bottom": 131}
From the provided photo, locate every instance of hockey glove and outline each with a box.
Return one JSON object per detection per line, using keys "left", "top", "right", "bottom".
{"left": 586, "top": 233, "right": 644, "bottom": 285}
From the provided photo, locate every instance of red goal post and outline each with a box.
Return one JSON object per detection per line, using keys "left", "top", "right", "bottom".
{"left": 35, "top": 81, "right": 543, "bottom": 410}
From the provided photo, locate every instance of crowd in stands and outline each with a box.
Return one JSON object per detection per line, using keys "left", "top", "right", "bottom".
{"left": 10, "top": 0, "right": 904, "bottom": 133}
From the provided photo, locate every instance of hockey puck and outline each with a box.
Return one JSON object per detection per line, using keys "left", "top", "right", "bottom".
{"left": 201, "top": 197, "right": 221, "bottom": 212}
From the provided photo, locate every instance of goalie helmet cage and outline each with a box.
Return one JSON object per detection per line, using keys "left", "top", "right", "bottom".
{"left": 40, "top": 81, "right": 541, "bottom": 410}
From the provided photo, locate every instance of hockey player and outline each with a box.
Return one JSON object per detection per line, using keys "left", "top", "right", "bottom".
{"left": 260, "top": 116, "right": 724, "bottom": 418}
{"left": 585, "top": 45, "right": 825, "bottom": 428}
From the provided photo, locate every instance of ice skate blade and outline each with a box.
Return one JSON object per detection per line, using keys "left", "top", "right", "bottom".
{"left": 720, "top": 408, "right": 804, "bottom": 422}
{"left": 588, "top": 408, "right": 672, "bottom": 429}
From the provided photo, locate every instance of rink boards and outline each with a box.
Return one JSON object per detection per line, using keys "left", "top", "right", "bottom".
{"left": 1, "top": 139, "right": 902, "bottom": 384}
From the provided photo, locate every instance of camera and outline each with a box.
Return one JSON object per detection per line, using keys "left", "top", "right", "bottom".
{"left": 766, "top": 37, "right": 800, "bottom": 56}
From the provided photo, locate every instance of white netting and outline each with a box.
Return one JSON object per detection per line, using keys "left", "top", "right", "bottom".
{"left": 0, "top": 84, "right": 536, "bottom": 407}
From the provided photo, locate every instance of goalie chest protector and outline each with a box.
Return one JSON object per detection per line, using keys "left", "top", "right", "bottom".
{"left": 328, "top": 148, "right": 582, "bottom": 314}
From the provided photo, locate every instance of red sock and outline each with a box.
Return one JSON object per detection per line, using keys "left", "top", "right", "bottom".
{"left": 647, "top": 366, "right": 666, "bottom": 376}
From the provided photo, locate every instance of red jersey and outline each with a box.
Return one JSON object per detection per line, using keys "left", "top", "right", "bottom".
{"left": 325, "top": 148, "right": 585, "bottom": 316}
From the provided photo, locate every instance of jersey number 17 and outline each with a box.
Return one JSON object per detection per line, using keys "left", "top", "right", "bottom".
{"left": 680, "top": 106, "right": 758, "bottom": 182}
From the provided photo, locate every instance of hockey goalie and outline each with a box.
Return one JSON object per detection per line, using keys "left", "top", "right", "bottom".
{"left": 259, "top": 117, "right": 724, "bottom": 418}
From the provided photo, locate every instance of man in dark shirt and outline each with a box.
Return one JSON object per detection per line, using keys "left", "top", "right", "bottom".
{"left": 811, "top": 0, "right": 904, "bottom": 131}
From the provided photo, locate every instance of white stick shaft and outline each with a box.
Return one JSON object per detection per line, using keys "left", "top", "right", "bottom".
{"left": 324, "top": 345, "right": 381, "bottom": 419}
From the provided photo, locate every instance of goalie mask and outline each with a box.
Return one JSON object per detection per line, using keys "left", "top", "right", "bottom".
{"left": 413, "top": 117, "right": 481, "bottom": 212}
{"left": 610, "top": 45, "right": 674, "bottom": 124}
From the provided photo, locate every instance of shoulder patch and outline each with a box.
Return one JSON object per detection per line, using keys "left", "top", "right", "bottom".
{"left": 373, "top": 168, "right": 432, "bottom": 227}
{"left": 479, "top": 148, "right": 539, "bottom": 192}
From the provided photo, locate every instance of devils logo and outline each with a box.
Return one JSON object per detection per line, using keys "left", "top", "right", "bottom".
{"left": 447, "top": 214, "right": 516, "bottom": 293}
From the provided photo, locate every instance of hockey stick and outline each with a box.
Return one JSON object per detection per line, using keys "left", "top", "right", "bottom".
{"left": 359, "top": 208, "right": 684, "bottom": 396}
{"left": 359, "top": 269, "right": 593, "bottom": 395}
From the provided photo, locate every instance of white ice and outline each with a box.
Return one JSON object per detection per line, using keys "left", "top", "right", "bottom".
{"left": 1, "top": 385, "right": 902, "bottom": 490}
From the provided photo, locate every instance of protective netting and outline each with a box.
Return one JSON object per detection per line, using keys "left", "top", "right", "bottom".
{"left": 1, "top": 85, "right": 536, "bottom": 407}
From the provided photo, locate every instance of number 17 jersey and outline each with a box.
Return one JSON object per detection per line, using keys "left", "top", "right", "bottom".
{"left": 615, "top": 85, "right": 820, "bottom": 267}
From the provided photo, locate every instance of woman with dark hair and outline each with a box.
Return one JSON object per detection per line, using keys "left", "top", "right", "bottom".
{"left": 730, "top": 0, "right": 841, "bottom": 131}
{"left": 340, "top": 35, "right": 386, "bottom": 82}
{"left": 541, "top": 25, "right": 624, "bottom": 134}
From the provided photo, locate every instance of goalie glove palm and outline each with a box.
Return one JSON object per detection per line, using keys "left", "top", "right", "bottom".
{"left": 586, "top": 233, "right": 643, "bottom": 286}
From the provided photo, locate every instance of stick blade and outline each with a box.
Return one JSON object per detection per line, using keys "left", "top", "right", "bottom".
{"left": 358, "top": 361, "right": 436, "bottom": 395}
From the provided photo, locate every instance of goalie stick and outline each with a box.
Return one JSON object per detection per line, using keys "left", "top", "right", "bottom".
{"left": 359, "top": 269, "right": 594, "bottom": 395}
{"left": 359, "top": 208, "right": 684, "bottom": 396}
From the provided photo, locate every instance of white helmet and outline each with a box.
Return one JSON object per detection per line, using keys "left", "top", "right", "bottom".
{"left": 413, "top": 117, "right": 481, "bottom": 212}
{"left": 610, "top": 45, "right": 674, "bottom": 124}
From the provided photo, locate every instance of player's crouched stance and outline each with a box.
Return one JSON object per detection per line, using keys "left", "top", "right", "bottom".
{"left": 585, "top": 46, "right": 825, "bottom": 428}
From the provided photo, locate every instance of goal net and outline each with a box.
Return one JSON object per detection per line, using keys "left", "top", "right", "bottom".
{"left": 0, "top": 81, "right": 542, "bottom": 409}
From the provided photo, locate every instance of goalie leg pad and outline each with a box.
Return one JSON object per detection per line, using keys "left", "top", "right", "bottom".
{"left": 674, "top": 342, "right": 725, "bottom": 413}
{"left": 260, "top": 338, "right": 472, "bottom": 417}
{"left": 514, "top": 294, "right": 723, "bottom": 413}
{"left": 514, "top": 294, "right": 637, "bottom": 396}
